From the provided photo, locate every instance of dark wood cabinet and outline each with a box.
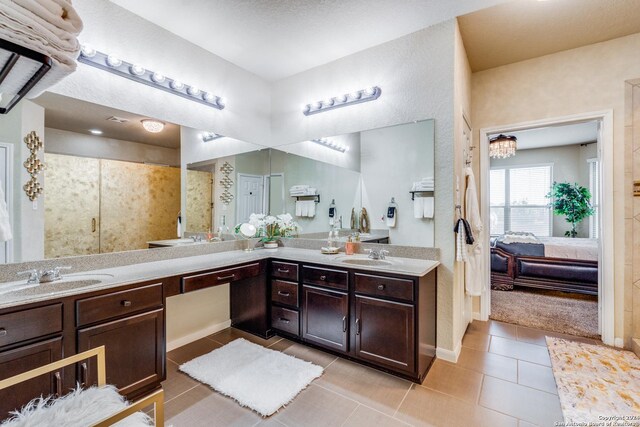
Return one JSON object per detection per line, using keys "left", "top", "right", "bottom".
{"left": 0, "top": 337, "right": 63, "bottom": 420}
{"left": 302, "top": 285, "right": 349, "bottom": 352}
{"left": 354, "top": 295, "right": 414, "bottom": 373}
{"left": 77, "top": 308, "right": 164, "bottom": 397}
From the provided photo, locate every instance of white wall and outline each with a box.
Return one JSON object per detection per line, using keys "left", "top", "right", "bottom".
{"left": 271, "top": 20, "right": 458, "bottom": 352}
{"left": 48, "top": 0, "right": 271, "bottom": 146}
{"left": 360, "top": 120, "right": 435, "bottom": 246}
{"left": 0, "top": 101, "right": 45, "bottom": 262}
{"left": 45, "top": 128, "right": 180, "bottom": 166}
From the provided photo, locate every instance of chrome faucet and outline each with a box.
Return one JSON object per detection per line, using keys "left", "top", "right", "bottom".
{"left": 190, "top": 235, "right": 203, "bottom": 243}
{"left": 17, "top": 266, "right": 72, "bottom": 284}
{"left": 366, "top": 249, "right": 390, "bottom": 260}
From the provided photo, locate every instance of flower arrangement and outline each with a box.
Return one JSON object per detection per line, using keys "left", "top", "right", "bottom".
{"left": 235, "top": 213, "right": 299, "bottom": 243}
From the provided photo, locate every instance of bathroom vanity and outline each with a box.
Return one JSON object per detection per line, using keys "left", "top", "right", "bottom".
{"left": 0, "top": 248, "right": 437, "bottom": 417}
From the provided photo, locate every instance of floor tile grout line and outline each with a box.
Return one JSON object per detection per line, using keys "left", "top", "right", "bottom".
{"left": 476, "top": 374, "right": 485, "bottom": 405}
{"left": 163, "top": 383, "right": 200, "bottom": 405}
{"left": 339, "top": 403, "right": 361, "bottom": 427}
{"left": 392, "top": 383, "right": 413, "bottom": 418}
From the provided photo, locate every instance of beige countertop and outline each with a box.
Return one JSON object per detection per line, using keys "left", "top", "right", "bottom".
{"left": 0, "top": 247, "right": 439, "bottom": 310}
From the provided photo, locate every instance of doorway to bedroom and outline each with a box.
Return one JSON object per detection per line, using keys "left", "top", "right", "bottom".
{"left": 485, "top": 120, "right": 602, "bottom": 340}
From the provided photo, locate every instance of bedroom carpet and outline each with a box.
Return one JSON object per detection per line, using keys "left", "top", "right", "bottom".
{"left": 490, "top": 289, "right": 599, "bottom": 339}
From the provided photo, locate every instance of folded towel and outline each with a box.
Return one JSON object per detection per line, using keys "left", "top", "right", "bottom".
{"left": 289, "top": 185, "right": 309, "bottom": 191}
{"left": 307, "top": 200, "right": 316, "bottom": 217}
{"left": 423, "top": 197, "right": 434, "bottom": 219}
{"left": 295, "top": 200, "right": 302, "bottom": 217}
{"left": 413, "top": 197, "right": 424, "bottom": 219}
{"left": 0, "top": 180, "right": 12, "bottom": 242}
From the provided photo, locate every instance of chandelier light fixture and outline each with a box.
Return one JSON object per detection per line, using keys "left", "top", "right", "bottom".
{"left": 78, "top": 44, "right": 226, "bottom": 110}
{"left": 141, "top": 119, "right": 165, "bottom": 133}
{"left": 303, "top": 86, "right": 381, "bottom": 116}
{"left": 489, "top": 134, "right": 517, "bottom": 159}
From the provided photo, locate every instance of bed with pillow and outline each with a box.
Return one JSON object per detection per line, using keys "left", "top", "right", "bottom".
{"left": 490, "top": 232, "right": 598, "bottom": 295}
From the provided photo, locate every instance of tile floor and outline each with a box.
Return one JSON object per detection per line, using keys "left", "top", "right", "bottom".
{"left": 161, "top": 322, "right": 599, "bottom": 427}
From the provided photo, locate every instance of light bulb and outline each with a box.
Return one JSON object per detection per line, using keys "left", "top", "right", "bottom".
{"left": 323, "top": 98, "right": 334, "bottom": 107}
{"left": 187, "top": 86, "right": 200, "bottom": 96}
{"left": 80, "top": 44, "right": 96, "bottom": 58}
{"left": 364, "top": 86, "right": 376, "bottom": 96}
{"left": 217, "top": 97, "right": 226, "bottom": 107}
{"left": 343, "top": 146, "right": 350, "bottom": 152}
{"left": 151, "top": 72, "right": 165, "bottom": 83}
{"left": 106, "top": 55, "right": 122, "bottom": 68}
{"left": 89, "top": 129, "right": 102, "bottom": 135}
{"left": 170, "top": 80, "right": 184, "bottom": 90}
{"left": 350, "top": 91, "right": 362, "bottom": 100}
{"left": 314, "top": 101, "right": 322, "bottom": 109}
{"left": 303, "top": 104, "right": 311, "bottom": 113}
{"left": 336, "top": 94, "right": 348, "bottom": 103}
{"left": 130, "top": 64, "right": 145, "bottom": 76}
{"left": 203, "top": 92, "right": 215, "bottom": 102}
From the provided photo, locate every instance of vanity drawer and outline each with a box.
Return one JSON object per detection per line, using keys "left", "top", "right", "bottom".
{"left": 0, "top": 304, "right": 62, "bottom": 348}
{"left": 76, "top": 283, "right": 163, "bottom": 327}
{"left": 302, "top": 266, "right": 348, "bottom": 291}
{"left": 271, "top": 306, "right": 299, "bottom": 336}
{"left": 271, "top": 280, "right": 299, "bottom": 307}
{"left": 355, "top": 273, "right": 414, "bottom": 302}
{"left": 182, "top": 262, "right": 261, "bottom": 293}
{"left": 270, "top": 261, "right": 298, "bottom": 281}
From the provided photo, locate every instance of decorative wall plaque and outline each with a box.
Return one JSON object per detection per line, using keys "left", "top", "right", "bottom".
{"left": 23, "top": 131, "right": 45, "bottom": 201}
{"left": 219, "top": 161, "right": 234, "bottom": 205}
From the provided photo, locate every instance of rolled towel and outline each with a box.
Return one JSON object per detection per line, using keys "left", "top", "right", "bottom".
{"left": 423, "top": 197, "right": 434, "bottom": 219}
{"left": 413, "top": 197, "right": 425, "bottom": 219}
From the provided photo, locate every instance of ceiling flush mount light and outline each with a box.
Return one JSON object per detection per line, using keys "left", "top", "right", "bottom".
{"left": 141, "top": 119, "right": 165, "bottom": 133}
{"left": 489, "top": 134, "right": 517, "bottom": 159}
{"left": 78, "top": 45, "right": 226, "bottom": 110}
{"left": 312, "top": 138, "right": 348, "bottom": 153}
{"left": 200, "top": 131, "right": 224, "bottom": 142}
{"left": 89, "top": 129, "right": 103, "bottom": 135}
{"left": 303, "top": 86, "right": 381, "bottom": 116}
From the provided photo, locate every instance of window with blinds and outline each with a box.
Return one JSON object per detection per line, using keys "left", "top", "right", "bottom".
{"left": 588, "top": 159, "right": 600, "bottom": 239}
{"left": 490, "top": 165, "right": 553, "bottom": 236}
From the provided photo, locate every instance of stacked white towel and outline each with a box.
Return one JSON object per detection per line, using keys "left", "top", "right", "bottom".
{"left": 0, "top": 0, "right": 83, "bottom": 98}
{"left": 411, "top": 177, "right": 435, "bottom": 191}
{"left": 0, "top": 180, "right": 12, "bottom": 242}
{"left": 295, "top": 200, "right": 316, "bottom": 217}
{"left": 413, "top": 196, "right": 434, "bottom": 219}
{"left": 289, "top": 185, "right": 317, "bottom": 196}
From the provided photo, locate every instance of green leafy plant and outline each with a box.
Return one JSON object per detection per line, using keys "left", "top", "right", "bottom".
{"left": 546, "top": 182, "right": 594, "bottom": 238}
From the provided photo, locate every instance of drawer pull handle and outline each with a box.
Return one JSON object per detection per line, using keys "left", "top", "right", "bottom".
{"left": 121, "top": 300, "right": 132, "bottom": 307}
{"left": 277, "top": 291, "right": 290, "bottom": 297}
{"left": 54, "top": 371, "right": 62, "bottom": 397}
{"left": 356, "top": 318, "right": 361, "bottom": 335}
{"left": 320, "top": 275, "right": 327, "bottom": 281}
{"left": 80, "top": 362, "right": 88, "bottom": 388}
{"left": 279, "top": 317, "right": 290, "bottom": 324}
{"left": 377, "top": 284, "right": 386, "bottom": 291}
{"left": 342, "top": 316, "right": 347, "bottom": 332}
{"left": 217, "top": 274, "right": 236, "bottom": 281}
{"left": 277, "top": 268, "right": 290, "bottom": 273}
{"left": 0, "top": 328, "right": 6, "bottom": 337}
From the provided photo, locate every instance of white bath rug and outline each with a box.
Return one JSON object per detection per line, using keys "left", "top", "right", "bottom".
{"left": 179, "top": 338, "right": 323, "bottom": 417}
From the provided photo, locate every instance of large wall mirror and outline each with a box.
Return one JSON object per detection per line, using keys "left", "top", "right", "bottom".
{"left": 1, "top": 92, "right": 435, "bottom": 265}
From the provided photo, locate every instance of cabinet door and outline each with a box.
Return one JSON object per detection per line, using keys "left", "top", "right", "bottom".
{"left": 77, "top": 309, "right": 164, "bottom": 397}
{"left": 0, "top": 337, "right": 63, "bottom": 420}
{"left": 302, "top": 285, "right": 348, "bottom": 353}
{"left": 355, "top": 296, "right": 415, "bottom": 373}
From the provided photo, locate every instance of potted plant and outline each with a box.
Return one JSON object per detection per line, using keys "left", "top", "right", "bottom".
{"left": 546, "top": 182, "right": 594, "bottom": 238}
{"left": 236, "top": 213, "right": 299, "bottom": 249}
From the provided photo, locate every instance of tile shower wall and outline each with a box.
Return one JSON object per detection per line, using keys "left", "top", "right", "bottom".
{"left": 186, "top": 170, "right": 213, "bottom": 233}
{"left": 628, "top": 79, "right": 640, "bottom": 350}
{"left": 44, "top": 154, "right": 181, "bottom": 257}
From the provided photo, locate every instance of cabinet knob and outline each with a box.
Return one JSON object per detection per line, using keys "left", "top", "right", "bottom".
{"left": 121, "top": 300, "right": 132, "bottom": 307}
{"left": 0, "top": 328, "right": 6, "bottom": 337}
{"left": 320, "top": 275, "right": 327, "bottom": 281}
{"left": 377, "top": 284, "right": 385, "bottom": 291}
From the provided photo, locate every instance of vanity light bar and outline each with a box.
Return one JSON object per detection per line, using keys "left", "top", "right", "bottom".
{"left": 312, "top": 138, "right": 348, "bottom": 153}
{"left": 78, "top": 45, "right": 226, "bottom": 110}
{"left": 200, "top": 132, "right": 224, "bottom": 142}
{"left": 303, "top": 86, "right": 381, "bottom": 116}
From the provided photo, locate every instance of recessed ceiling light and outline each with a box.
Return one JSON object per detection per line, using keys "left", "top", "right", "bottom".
{"left": 89, "top": 129, "right": 103, "bottom": 135}
{"left": 141, "top": 119, "right": 165, "bottom": 133}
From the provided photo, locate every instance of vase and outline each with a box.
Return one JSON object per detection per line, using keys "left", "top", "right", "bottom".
{"left": 263, "top": 241, "right": 279, "bottom": 249}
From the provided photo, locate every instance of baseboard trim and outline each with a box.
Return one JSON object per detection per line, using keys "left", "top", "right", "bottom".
{"left": 472, "top": 311, "right": 483, "bottom": 321}
{"left": 436, "top": 341, "right": 462, "bottom": 363}
{"left": 614, "top": 337, "right": 624, "bottom": 348}
{"left": 167, "top": 319, "right": 232, "bottom": 352}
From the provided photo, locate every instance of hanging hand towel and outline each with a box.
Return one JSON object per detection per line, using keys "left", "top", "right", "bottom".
{"left": 295, "top": 200, "right": 302, "bottom": 217}
{"left": 385, "top": 206, "right": 397, "bottom": 228}
{"left": 454, "top": 219, "right": 468, "bottom": 262}
{"left": 423, "top": 197, "right": 434, "bottom": 219}
{"left": 413, "top": 197, "right": 424, "bottom": 219}
{"left": 176, "top": 214, "right": 182, "bottom": 238}
{"left": 0, "top": 181, "right": 12, "bottom": 242}
{"left": 307, "top": 200, "right": 316, "bottom": 217}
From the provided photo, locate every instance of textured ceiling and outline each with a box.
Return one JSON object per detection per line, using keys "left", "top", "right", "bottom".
{"left": 491, "top": 121, "right": 598, "bottom": 150}
{"left": 34, "top": 93, "right": 181, "bottom": 149}
{"left": 459, "top": 0, "right": 640, "bottom": 72}
{"left": 110, "top": 0, "right": 508, "bottom": 81}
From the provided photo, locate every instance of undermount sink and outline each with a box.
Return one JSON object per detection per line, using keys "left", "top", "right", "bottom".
{"left": 0, "top": 273, "right": 114, "bottom": 297}
{"left": 338, "top": 258, "right": 394, "bottom": 266}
